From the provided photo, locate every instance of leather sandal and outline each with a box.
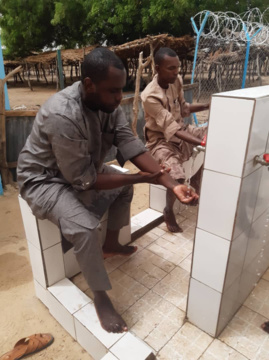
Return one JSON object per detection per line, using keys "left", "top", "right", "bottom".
{"left": 0, "top": 333, "right": 54, "bottom": 360}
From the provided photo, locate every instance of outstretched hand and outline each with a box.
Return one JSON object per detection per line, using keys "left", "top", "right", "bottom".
{"left": 173, "top": 184, "right": 199, "bottom": 204}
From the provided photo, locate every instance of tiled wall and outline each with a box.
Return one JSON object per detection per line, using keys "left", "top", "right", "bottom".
{"left": 187, "top": 86, "right": 269, "bottom": 337}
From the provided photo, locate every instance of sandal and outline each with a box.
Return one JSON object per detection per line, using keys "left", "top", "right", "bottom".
{"left": 0, "top": 333, "right": 54, "bottom": 360}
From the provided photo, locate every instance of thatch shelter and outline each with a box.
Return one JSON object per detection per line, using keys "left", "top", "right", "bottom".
{"left": 4, "top": 34, "right": 194, "bottom": 88}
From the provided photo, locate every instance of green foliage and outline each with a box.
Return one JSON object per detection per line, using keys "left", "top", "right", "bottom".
{"left": 0, "top": 0, "right": 268, "bottom": 58}
{"left": 0, "top": 0, "right": 56, "bottom": 58}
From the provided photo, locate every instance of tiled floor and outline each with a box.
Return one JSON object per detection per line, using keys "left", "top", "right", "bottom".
{"left": 72, "top": 205, "right": 269, "bottom": 359}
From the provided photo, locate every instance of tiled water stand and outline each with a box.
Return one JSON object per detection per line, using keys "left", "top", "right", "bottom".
{"left": 187, "top": 86, "right": 269, "bottom": 337}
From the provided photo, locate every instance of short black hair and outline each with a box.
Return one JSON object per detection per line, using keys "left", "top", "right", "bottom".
{"left": 81, "top": 47, "right": 125, "bottom": 83}
{"left": 154, "top": 47, "right": 177, "bottom": 66}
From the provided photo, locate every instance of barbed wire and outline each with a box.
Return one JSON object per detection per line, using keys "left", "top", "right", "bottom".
{"left": 192, "top": 8, "right": 269, "bottom": 45}
{"left": 191, "top": 8, "right": 269, "bottom": 104}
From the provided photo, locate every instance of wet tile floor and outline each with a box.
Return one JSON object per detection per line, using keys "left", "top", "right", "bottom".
{"left": 72, "top": 206, "right": 269, "bottom": 359}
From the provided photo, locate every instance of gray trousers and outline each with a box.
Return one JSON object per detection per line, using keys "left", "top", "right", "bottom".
{"left": 23, "top": 165, "right": 133, "bottom": 291}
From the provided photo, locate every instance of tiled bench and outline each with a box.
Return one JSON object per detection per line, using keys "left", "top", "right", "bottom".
{"left": 19, "top": 164, "right": 160, "bottom": 360}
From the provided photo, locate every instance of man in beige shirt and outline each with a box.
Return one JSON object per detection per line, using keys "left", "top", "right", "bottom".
{"left": 141, "top": 47, "right": 209, "bottom": 233}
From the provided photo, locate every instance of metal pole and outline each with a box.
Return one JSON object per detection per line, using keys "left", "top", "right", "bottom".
{"left": 190, "top": 11, "right": 210, "bottom": 126}
{"left": 241, "top": 24, "right": 262, "bottom": 89}
{"left": 0, "top": 36, "right": 10, "bottom": 110}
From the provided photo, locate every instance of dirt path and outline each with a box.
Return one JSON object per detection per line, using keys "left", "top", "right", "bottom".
{"left": 0, "top": 186, "right": 93, "bottom": 359}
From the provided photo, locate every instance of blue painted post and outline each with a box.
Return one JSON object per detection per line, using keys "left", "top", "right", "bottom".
{"left": 56, "top": 49, "right": 64, "bottom": 90}
{"left": 241, "top": 24, "right": 262, "bottom": 89}
{"left": 0, "top": 36, "right": 10, "bottom": 110}
{"left": 0, "top": 175, "right": 3, "bottom": 195}
{"left": 190, "top": 11, "right": 209, "bottom": 126}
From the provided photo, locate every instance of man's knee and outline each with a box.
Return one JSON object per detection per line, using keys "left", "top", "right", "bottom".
{"left": 58, "top": 217, "right": 99, "bottom": 250}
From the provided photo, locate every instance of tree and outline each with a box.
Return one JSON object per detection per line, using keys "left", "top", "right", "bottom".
{"left": 0, "top": 0, "right": 268, "bottom": 58}
{"left": 0, "top": 0, "right": 56, "bottom": 58}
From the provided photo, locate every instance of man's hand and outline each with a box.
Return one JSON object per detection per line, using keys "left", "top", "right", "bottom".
{"left": 160, "top": 163, "right": 171, "bottom": 173}
{"left": 173, "top": 184, "right": 199, "bottom": 204}
{"left": 181, "top": 102, "right": 191, "bottom": 118}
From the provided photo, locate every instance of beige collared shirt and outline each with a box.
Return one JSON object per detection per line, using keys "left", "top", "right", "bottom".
{"left": 141, "top": 74, "right": 186, "bottom": 149}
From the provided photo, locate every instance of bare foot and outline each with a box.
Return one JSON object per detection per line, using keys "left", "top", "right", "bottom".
{"left": 103, "top": 244, "right": 137, "bottom": 259}
{"left": 163, "top": 207, "right": 183, "bottom": 233}
{"left": 93, "top": 291, "right": 128, "bottom": 333}
{"left": 261, "top": 321, "right": 269, "bottom": 333}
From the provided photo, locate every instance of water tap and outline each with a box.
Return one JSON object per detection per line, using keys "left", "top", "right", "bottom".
{"left": 254, "top": 154, "right": 269, "bottom": 167}
{"left": 193, "top": 135, "right": 207, "bottom": 156}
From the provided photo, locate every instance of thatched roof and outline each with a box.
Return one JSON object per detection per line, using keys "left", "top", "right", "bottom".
{"left": 112, "top": 34, "right": 194, "bottom": 59}
{"left": 4, "top": 34, "right": 194, "bottom": 68}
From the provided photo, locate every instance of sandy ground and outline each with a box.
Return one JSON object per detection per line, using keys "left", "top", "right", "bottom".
{"left": 0, "top": 186, "right": 94, "bottom": 359}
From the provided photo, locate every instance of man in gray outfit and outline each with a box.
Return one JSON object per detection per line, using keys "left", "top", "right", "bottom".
{"left": 17, "top": 48, "right": 198, "bottom": 333}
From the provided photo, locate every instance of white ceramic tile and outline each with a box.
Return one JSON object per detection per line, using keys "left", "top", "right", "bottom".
{"left": 27, "top": 241, "right": 46, "bottom": 287}
{"left": 34, "top": 280, "right": 51, "bottom": 308}
{"left": 101, "top": 353, "right": 119, "bottom": 360}
{"left": 149, "top": 184, "right": 166, "bottom": 212}
{"left": 253, "top": 165, "right": 269, "bottom": 222}
{"left": 224, "top": 229, "right": 249, "bottom": 292}
{"left": 18, "top": 196, "right": 40, "bottom": 249}
{"left": 216, "top": 85, "right": 269, "bottom": 99}
{"left": 233, "top": 168, "right": 261, "bottom": 239}
{"left": 150, "top": 184, "right": 166, "bottom": 190}
{"left": 245, "top": 97, "right": 269, "bottom": 165}
{"left": 205, "top": 97, "right": 254, "bottom": 177}
{"left": 266, "top": 132, "right": 269, "bottom": 153}
{"left": 48, "top": 278, "right": 91, "bottom": 314}
{"left": 244, "top": 210, "right": 269, "bottom": 269}
{"left": 238, "top": 264, "right": 260, "bottom": 305}
{"left": 74, "top": 317, "right": 107, "bottom": 360}
{"left": 37, "top": 218, "right": 61, "bottom": 250}
{"left": 243, "top": 157, "right": 261, "bottom": 178}
{"left": 192, "top": 229, "right": 230, "bottom": 292}
{"left": 63, "top": 248, "right": 81, "bottom": 279}
{"left": 131, "top": 208, "right": 163, "bottom": 227}
{"left": 217, "top": 276, "right": 241, "bottom": 336}
{"left": 110, "top": 333, "right": 154, "bottom": 360}
{"left": 47, "top": 292, "right": 76, "bottom": 338}
{"left": 239, "top": 241, "right": 269, "bottom": 306}
{"left": 187, "top": 278, "right": 221, "bottom": 336}
{"left": 197, "top": 170, "right": 241, "bottom": 240}
{"left": 183, "top": 151, "right": 204, "bottom": 180}
{"left": 43, "top": 243, "right": 65, "bottom": 286}
{"left": 74, "top": 303, "right": 124, "bottom": 349}
{"left": 118, "top": 223, "right": 131, "bottom": 246}
{"left": 131, "top": 223, "right": 141, "bottom": 234}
